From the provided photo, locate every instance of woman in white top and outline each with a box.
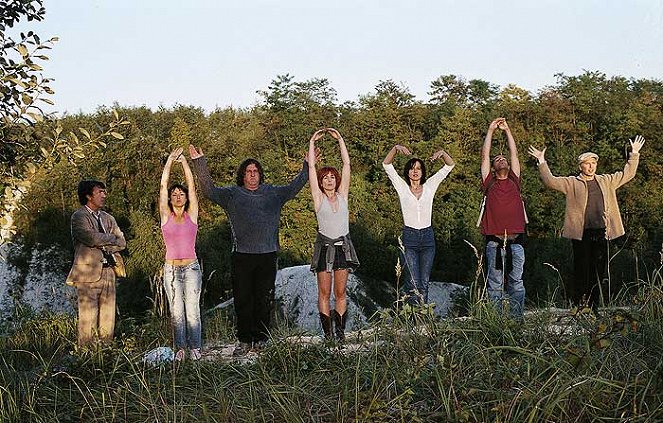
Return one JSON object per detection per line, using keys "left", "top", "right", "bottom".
{"left": 383, "top": 145, "right": 455, "bottom": 305}
{"left": 308, "top": 128, "right": 359, "bottom": 341}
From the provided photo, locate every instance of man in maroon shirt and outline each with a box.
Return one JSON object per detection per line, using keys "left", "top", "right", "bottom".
{"left": 480, "top": 118, "right": 527, "bottom": 319}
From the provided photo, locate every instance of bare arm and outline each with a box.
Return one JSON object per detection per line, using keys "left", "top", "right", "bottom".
{"left": 159, "top": 147, "right": 183, "bottom": 224}
{"left": 500, "top": 120, "right": 520, "bottom": 177}
{"left": 481, "top": 118, "right": 501, "bottom": 180}
{"left": 180, "top": 155, "right": 198, "bottom": 224}
{"left": 308, "top": 129, "right": 326, "bottom": 212}
{"left": 328, "top": 128, "right": 351, "bottom": 200}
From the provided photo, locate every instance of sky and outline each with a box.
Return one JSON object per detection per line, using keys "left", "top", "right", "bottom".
{"left": 15, "top": 0, "right": 663, "bottom": 115}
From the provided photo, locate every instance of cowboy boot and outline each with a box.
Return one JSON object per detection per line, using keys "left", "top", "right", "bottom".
{"left": 332, "top": 310, "right": 346, "bottom": 342}
{"left": 319, "top": 313, "right": 333, "bottom": 339}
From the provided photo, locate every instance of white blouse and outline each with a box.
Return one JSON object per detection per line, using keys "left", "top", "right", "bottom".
{"left": 383, "top": 162, "right": 454, "bottom": 229}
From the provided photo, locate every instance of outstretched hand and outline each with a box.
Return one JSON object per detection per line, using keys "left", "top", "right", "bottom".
{"left": 189, "top": 145, "right": 204, "bottom": 159}
{"left": 326, "top": 127, "right": 344, "bottom": 141}
{"left": 169, "top": 147, "right": 184, "bottom": 162}
{"left": 310, "top": 129, "right": 326, "bottom": 143}
{"left": 527, "top": 145, "right": 546, "bottom": 162}
{"left": 429, "top": 150, "right": 446, "bottom": 161}
{"left": 630, "top": 135, "right": 645, "bottom": 154}
{"left": 394, "top": 145, "right": 412, "bottom": 155}
{"left": 489, "top": 117, "right": 505, "bottom": 131}
{"left": 497, "top": 119, "right": 509, "bottom": 131}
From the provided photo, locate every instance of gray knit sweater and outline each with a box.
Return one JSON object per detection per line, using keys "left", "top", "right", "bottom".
{"left": 192, "top": 157, "right": 309, "bottom": 254}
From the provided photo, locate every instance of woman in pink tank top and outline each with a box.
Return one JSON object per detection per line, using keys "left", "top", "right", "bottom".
{"left": 159, "top": 147, "right": 202, "bottom": 361}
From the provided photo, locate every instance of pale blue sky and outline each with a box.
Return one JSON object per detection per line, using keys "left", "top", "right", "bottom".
{"left": 19, "top": 0, "right": 663, "bottom": 114}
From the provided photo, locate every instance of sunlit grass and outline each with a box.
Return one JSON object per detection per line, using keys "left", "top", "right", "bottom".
{"left": 1, "top": 265, "right": 663, "bottom": 422}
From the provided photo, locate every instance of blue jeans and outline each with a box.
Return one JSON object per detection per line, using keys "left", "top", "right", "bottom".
{"left": 401, "top": 226, "right": 436, "bottom": 305}
{"left": 485, "top": 241, "right": 525, "bottom": 318}
{"left": 163, "top": 260, "right": 202, "bottom": 349}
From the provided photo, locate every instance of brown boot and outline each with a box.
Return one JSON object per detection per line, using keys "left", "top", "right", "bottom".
{"left": 319, "top": 313, "right": 333, "bottom": 339}
{"left": 332, "top": 310, "right": 346, "bottom": 342}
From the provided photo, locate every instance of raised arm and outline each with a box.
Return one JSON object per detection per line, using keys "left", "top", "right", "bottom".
{"left": 610, "top": 135, "right": 646, "bottom": 188}
{"left": 180, "top": 155, "right": 198, "bottom": 224}
{"left": 308, "top": 129, "right": 326, "bottom": 211}
{"left": 383, "top": 144, "right": 411, "bottom": 165}
{"left": 481, "top": 118, "right": 501, "bottom": 180}
{"left": 328, "top": 128, "right": 351, "bottom": 199}
{"left": 430, "top": 149, "right": 455, "bottom": 167}
{"left": 426, "top": 149, "right": 455, "bottom": 189}
{"left": 159, "top": 147, "right": 183, "bottom": 224}
{"left": 499, "top": 119, "right": 520, "bottom": 177}
{"left": 189, "top": 144, "right": 232, "bottom": 208}
{"left": 528, "top": 145, "right": 569, "bottom": 192}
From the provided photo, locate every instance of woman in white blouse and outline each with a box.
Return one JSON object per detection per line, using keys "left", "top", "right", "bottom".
{"left": 383, "top": 145, "right": 455, "bottom": 305}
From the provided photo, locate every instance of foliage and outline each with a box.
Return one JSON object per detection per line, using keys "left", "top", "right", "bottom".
{"left": 7, "top": 72, "right": 663, "bottom": 315}
{"left": 0, "top": 1, "right": 130, "bottom": 246}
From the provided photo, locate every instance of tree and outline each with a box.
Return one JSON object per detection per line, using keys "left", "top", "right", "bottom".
{"left": 0, "top": 0, "right": 128, "bottom": 246}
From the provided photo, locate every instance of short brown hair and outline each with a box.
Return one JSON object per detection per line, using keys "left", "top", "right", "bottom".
{"left": 317, "top": 167, "right": 341, "bottom": 191}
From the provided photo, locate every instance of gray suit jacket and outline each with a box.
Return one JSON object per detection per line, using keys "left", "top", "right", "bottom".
{"left": 66, "top": 206, "right": 126, "bottom": 285}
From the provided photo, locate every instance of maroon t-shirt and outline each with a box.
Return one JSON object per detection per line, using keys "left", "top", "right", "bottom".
{"left": 481, "top": 170, "right": 526, "bottom": 236}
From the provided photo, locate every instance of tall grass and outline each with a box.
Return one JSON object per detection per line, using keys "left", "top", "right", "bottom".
{"left": 1, "top": 267, "right": 663, "bottom": 422}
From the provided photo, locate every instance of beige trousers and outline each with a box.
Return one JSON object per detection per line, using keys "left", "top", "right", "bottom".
{"left": 76, "top": 267, "right": 116, "bottom": 345}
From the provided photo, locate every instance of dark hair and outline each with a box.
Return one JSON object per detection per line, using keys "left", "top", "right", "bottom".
{"left": 317, "top": 167, "right": 341, "bottom": 192}
{"left": 236, "top": 158, "right": 264, "bottom": 186}
{"left": 77, "top": 180, "right": 105, "bottom": 205}
{"left": 402, "top": 158, "right": 427, "bottom": 185}
{"left": 168, "top": 184, "right": 189, "bottom": 212}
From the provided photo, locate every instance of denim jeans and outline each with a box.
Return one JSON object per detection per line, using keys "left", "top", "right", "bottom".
{"left": 485, "top": 241, "right": 525, "bottom": 318}
{"left": 400, "top": 226, "right": 436, "bottom": 305}
{"left": 163, "top": 260, "right": 202, "bottom": 349}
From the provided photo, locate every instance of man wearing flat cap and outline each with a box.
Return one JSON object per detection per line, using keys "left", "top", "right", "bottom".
{"left": 528, "top": 136, "right": 645, "bottom": 308}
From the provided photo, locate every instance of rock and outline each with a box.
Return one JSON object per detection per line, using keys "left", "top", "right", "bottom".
{"left": 274, "top": 265, "right": 468, "bottom": 333}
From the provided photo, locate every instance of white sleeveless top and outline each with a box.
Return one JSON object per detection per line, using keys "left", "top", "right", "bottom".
{"left": 316, "top": 193, "right": 350, "bottom": 239}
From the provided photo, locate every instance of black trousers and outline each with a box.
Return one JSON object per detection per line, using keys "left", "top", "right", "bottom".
{"left": 571, "top": 228, "right": 608, "bottom": 308}
{"left": 231, "top": 252, "right": 278, "bottom": 343}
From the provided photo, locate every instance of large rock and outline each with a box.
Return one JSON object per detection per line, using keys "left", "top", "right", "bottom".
{"left": 0, "top": 245, "right": 76, "bottom": 321}
{"left": 274, "top": 265, "right": 467, "bottom": 333}
{"left": 1, "top": 247, "right": 468, "bottom": 333}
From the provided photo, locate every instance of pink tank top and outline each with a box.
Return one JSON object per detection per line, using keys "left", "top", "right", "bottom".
{"left": 161, "top": 212, "right": 198, "bottom": 260}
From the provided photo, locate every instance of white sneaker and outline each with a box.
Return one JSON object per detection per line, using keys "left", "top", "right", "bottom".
{"left": 190, "top": 348, "right": 202, "bottom": 361}
{"left": 174, "top": 349, "right": 186, "bottom": 362}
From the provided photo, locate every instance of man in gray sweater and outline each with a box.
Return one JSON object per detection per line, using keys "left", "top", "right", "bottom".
{"left": 189, "top": 145, "right": 309, "bottom": 356}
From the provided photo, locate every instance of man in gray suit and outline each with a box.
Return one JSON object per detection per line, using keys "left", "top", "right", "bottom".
{"left": 66, "top": 180, "right": 126, "bottom": 345}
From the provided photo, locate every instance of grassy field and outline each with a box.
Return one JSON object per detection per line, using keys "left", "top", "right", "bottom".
{"left": 1, "top": 271, "right": 663, "bottom": 422}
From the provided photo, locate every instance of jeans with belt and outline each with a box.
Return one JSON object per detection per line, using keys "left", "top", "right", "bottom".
{"left": 400, "top": 226, "right": 436, "bottom": 305}
{"left": 163, "top": 260, "right": 202, "bottom": 349}
{"left": 485, "top": 239, "right": 525, "bottom": 318}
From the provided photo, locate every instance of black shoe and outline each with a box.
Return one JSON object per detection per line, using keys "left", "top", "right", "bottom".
{"left": 332, "top": 310, "right": 346, "bottom": 342}
{"left": 319, "top": 313, "right": 333, "bottom": 339}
